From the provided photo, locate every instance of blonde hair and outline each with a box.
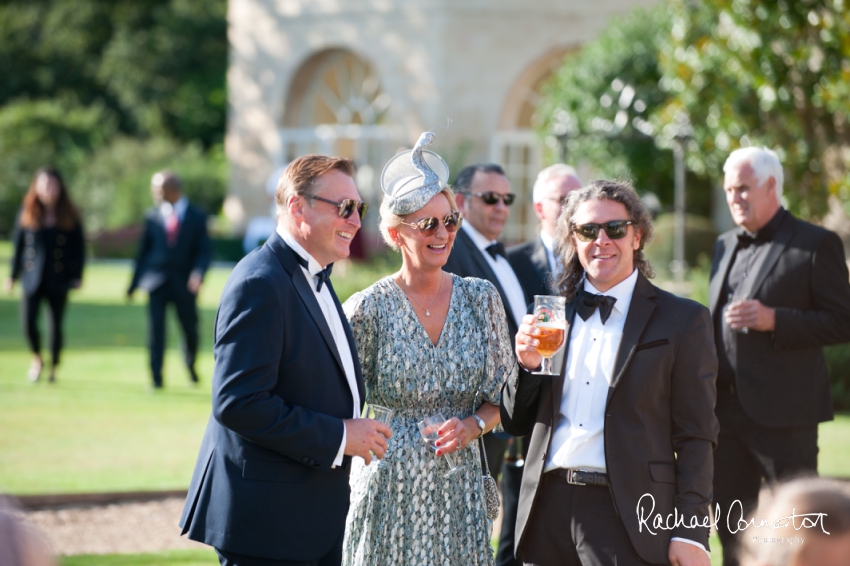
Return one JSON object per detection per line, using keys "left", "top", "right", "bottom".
{"left": 379, "top": 187, "right": 458, "bottom": 251}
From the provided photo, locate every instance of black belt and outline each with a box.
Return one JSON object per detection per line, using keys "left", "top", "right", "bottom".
{"left": 548, "top": 468, "right": 609, "bottom": 487}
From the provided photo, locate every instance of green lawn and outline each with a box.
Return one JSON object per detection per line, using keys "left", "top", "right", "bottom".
{"left": 0, "top": 241, "right": 399, "bottom": 495}
{"left": 60, "top": 549, "right": 219, "bottom": 566}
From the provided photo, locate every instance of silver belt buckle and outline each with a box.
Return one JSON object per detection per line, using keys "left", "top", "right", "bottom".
{"left": 567, "top": 469, "right": 587, "bottom": 486}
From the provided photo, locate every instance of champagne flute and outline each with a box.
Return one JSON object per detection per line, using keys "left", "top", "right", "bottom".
{"left": 531, "top": 295, "right": 567, "bottom": 375}
{"left": 363, "top": 403, "right": 393, "bottom": 463}
{"left": 417, "top": 413, "right": 466, "bottom": 478}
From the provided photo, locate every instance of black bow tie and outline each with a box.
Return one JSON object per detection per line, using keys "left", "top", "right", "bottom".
{"left": 486, "top": 241, "right": 506, "bottom": 259}
{"left": 576, "top": 290, "right": 617, "bottom": 325}
{"left": 737, "top": 231, "right": 767, "bottom": 248}
{"left": 294, "top": 254, "right": 333, "bottom": 292}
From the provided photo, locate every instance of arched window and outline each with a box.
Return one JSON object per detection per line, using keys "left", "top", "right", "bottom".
{"left": 280, "top": 49, "right": 401, "bottom": 208}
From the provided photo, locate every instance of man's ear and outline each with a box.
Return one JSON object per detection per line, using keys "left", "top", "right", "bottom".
{"left": 533, "top": 201, "right": 545, "bottom": 220}
{"left": 765, "top": 176, "right": 778, "bottom": 201}
{"left": 287, "top": 194, "right": 304, "bottom": 219}
{"left": 455, "top": 192, "right": 468, "bottom": 211}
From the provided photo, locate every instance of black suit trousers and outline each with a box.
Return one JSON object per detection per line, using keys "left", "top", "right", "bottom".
{"left": 521, "top": 473, "right": 643, "bottom": 566}
{"left": 148, "top": 282, "right": 199, "bottom": 385}
{"left": 713, "top": 390, "right": 818, "bottom": 566}
{"left": 216, "top": 529, "right": 343, "bottom": 566}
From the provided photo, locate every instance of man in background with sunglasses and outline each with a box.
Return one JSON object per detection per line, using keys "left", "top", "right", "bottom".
{"left": 443, "top": 162, "right": 529, "bottom": 566}
{"left": 503, "top": 180, "right": 717, "bottom": 566}
{"left": 709, "top": 147, "right": 850, "bottom": 566}
{"left": 180, "top": 155, "right": 391, "bottom": 566}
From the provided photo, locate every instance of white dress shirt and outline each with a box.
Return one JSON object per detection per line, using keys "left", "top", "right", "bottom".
{"left": 461, "top": 223, "right": 528, "bottom": 327}
{"left": 160, "top": 196, "right": 188, "bottom": 221}
{"left": 539, "top": 230, "right": 560, "bottom": 279}
{"left": 546, "top": 269, "right": 637, "bottom": 473}
{"left": 277, "top": 227, "right": 360, "bottom": 467}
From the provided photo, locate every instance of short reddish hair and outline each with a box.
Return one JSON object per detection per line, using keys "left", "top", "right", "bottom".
{"left": 276, "top": 155, "right": 356, "bottom": 209}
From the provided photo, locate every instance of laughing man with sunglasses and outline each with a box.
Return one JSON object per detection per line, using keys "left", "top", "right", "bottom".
{"left": 503, "top": 179, "right": 718, "bottom": 566}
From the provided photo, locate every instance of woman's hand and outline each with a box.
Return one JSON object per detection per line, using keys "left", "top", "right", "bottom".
{"left": 516, "top": 313, "right": 543, "bottom": 370}
{"left": 433, "top": 416, "right": 475, "bottom": 456}
{"left": 4, "top": 278, "right": 13, "bottom": 293}
{"left": 69, "top": 279, "right": 82, "bottom": 290}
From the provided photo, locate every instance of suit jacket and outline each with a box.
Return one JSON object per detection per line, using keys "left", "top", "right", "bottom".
{"left": 708, "top": 211, "right": 850, "bottom": 428}
{"left": 443, "top": 228, "right": 519, "bottom": 340}
{"left": 10, "top": 216, "right": 85, "bottom": 296}
{"left": 179, "top": 233, "right": 366, "bottom": 561}
{"left": 128, "top": 203, "right": 212, "bottom": 293}
{"left": 507, "top": 236, "right": 554, "bottom": 309}
{"left": 501, "top": 274, "right": 719, "bottom": 565}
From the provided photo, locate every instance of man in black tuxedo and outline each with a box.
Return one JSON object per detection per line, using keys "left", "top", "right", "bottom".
{"left": 128, "top": 171, "right": 212, "bottom": 388}
{"left": 443, "top": 163, "right": 529, "bottom": 566}
{"left": 508, "top": 164, "right": 583, "bottom": 306}
{"left": 503, "top": 180, "right": 717, "bottom": 566}
{"left": 708, "top": 147, "right": 850, "bottom": 566}
{"left": 179, "top": 155, "right": 391, "bottom": 566}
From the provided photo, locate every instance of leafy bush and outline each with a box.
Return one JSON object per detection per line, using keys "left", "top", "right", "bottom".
{"left": 643, "top": 213, "right": 718, "bottom": 279}
{"left": 74, "top": 136, "right": 227, "bottom": 234}
{"left": 0, "top": 98, "right": 116, "bottom": 234}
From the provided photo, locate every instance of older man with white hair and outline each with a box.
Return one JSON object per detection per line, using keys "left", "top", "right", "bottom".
{"left": 507, "top": 164, "right": 582, "bottom": 308}
{"left": 708, "top": 146, "right": 850, "bottom": 566}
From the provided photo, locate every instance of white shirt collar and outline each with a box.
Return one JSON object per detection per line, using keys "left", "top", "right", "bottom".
{"left": 539, "top": 230, "right": 556, "bottom": 253}
{"left": 462, "top": 222, "right": 499, "bottom": 250}
{"left": 160, "top": 196, "right": 188, "bottom": 219}
{"left": 276, "top": 225, "right": 326, "bottom": 275}
{"left": 582, "top": 268, "right": 639, "bottom": 317}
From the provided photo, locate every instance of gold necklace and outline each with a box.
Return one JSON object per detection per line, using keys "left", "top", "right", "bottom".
{"left": 399, "top": 272, "right": 445, "bottom": 317}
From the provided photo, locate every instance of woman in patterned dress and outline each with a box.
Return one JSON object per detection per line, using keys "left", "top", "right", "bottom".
{"left": 341, "top": 136, "right": 517, "bottom": 566}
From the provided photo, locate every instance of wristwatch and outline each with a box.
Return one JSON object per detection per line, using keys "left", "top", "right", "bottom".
{"left": 472, "top": 414, "right": 486, "bottom": 439}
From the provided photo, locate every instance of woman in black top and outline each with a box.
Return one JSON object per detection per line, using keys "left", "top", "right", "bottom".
{"left": 6, "top": 167, "right": 85, "bottom": 383}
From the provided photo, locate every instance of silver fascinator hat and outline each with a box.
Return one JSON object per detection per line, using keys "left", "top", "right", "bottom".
{"left": 380, "top": 131, "right": 450, "bottom": 216}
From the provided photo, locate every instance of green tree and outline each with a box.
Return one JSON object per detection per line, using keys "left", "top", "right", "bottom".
{"left": 0, "top": 0, "right": 227, "bottom": 147}
{"left": 537, "top": 6, "right": 714, "bottom": 214}
{"left": 656, "top": 0, "right": 850, "bottom": 218}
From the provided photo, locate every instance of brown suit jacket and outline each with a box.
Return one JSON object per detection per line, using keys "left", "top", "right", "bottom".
{"left": 500, "top": 273, "right": 719, "bottom": 565}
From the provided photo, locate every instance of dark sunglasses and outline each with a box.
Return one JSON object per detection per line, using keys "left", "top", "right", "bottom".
{"left": 308, "top": 195, "right": 368, "bottom": 219}
{"left": 466, "top": 191, "right": 516, "bottom": 206}
{"left": 572, "top": 220, "right": 635, "bottom": 242}
{"left": 400, "top": 211, "right": 463, "bottom": 236}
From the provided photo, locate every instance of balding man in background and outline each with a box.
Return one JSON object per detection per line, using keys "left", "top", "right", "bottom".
{"left": 128, "top": 171, "right": 212, "bottom": 389}
{"left": 508, "top": 164, "right": 583, "bottom": 306}
{"left": 495, "top": 164, "right": 583, "bottom": 566}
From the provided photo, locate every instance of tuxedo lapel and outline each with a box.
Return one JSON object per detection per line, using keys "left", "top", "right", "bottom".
{"left": 270, "top": 236, "right": 346, "bottom": 377}
{"left": 608, "top": 275, "right": 656, "bottom": 398}
{"left": 328, "top": 278, "right": 366, "bottom": 410}
{"left": 550, "top": 301, "right": 578, "bottom": 422}
{"left": 744, "top": 214, "right": 795, "bottom": 299}
{"left": 458, "top": 230, "right": 506, "bottom": 296}
{"left": 709, "top": 233, "right": 736, "bottom": 314}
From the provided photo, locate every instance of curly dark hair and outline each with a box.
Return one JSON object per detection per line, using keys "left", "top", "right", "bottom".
{"left": 552, "top": 179, "right": 654, "bottom": 301}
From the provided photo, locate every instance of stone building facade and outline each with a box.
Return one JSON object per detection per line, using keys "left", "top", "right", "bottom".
{"left": 226, "top": 0, "right": 657, "bottom": 244}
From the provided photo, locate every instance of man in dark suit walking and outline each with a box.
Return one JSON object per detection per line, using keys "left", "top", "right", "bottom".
{"left": 179, "top": 155, "right": 391, "bottom": 566}
{"left": 508, "top": 164, "right": 583, "bottom": 306}
{"left": 708, "top": 147, "right": 850, "bottom": 566}
{"left": 503, "top": 179, "right": 717, "bottom": 566}
{"left": 128, "top": 171, "right": 212, "bottom": 388}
